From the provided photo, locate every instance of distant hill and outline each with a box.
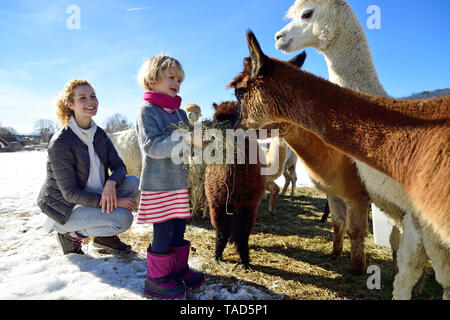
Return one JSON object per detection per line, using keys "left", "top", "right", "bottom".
{"left": 404, "top": 88, "right": 450, "bottom": 100}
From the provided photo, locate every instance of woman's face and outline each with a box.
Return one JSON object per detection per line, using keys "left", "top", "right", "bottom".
{"left": 152, "top": 68, "right": 182, "bottom": 97}
{"left": 68, "top": 85, "right": 98, "bottom": 123}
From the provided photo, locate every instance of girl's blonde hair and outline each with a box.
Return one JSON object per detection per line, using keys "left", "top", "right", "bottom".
{"left": 56, "top": 79, "right": 94, "bottom": 127}
{"left": 137, "top": 54, "right": 185, "bottom": 91}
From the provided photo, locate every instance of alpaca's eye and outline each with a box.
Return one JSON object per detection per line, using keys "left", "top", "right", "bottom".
{"left": 301, "top": 10, "right": 313, "bottom": 19}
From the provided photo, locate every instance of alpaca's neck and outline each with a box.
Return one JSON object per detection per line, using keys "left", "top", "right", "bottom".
{"left": 281, "top": 72, "right": 441, "bottom": 182}
{"left": 322, "top": 10, "right": 387, "bottom": 96}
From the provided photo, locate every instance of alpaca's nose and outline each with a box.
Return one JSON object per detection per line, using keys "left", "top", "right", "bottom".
{"left": 275, "top": 32, "right": 284, "bottom": 41}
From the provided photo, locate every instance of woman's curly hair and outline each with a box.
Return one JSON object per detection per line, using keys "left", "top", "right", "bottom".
{"left": 56, "top": 79, "right": 93, "bottom": 127}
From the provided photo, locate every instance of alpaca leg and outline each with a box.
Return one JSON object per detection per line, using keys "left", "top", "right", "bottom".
{"left": 210, "top": 207, "right": 231, "bottom": 262}
{"left": 346, "top": 201, "right": 369, "bottom": 274}
{"left": 266, "top": 181, "right": 280, "bottom": 215}
{"left": 231, "top": 207, "right": 256, "bottom": 269}
{"left": 201, "top": 187, "right": 209, "bottom": 219}
{"left": 392, "top": 213, "right": 428, "bottom": 300}
{"left": 215, "top": 228, "right": 231, "bottom": 262}
{"left": 421, "top": 224, "right": 450, "bottom": 300}
{"left": 289, "top": 168, "right": 297, "bottom": 197}
{"left": 388, "top": 224, "right": 427, "bottom": 296}
{"left": 389, "top": 225, "right": 401, "bottom": 280}
{"left": 280, "top": 169, "right": 290, "bottom": 196}
{"left": 329, "top": 195, "right": 348, "bottom": 257}
{"left": 320, "top": 197, "right": 331, "bottom": 222}
{"left": 202, "top": 204, "right": 209, "bottom": 219}
{"left": 233, "top": 230, "right": 251, "bottom": 269}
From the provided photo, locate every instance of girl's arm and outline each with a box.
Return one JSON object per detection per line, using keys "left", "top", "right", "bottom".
{"left": 136, "top": 107, "right": 187, "bottom": 159}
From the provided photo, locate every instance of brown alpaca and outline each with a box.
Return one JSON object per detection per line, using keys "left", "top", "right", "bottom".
{"left": 230, "top": 31, "right": 449, "bottom": 298}
{"left": 204, "top": 101, "right": 266, "bottom": 269}
{"left": 231, "top": 53, "right": 370, "bottom": 274}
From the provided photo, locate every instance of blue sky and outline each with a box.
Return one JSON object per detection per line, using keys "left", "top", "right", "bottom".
{"left": 1, "top": 0, "right": 449, "bottom": 134}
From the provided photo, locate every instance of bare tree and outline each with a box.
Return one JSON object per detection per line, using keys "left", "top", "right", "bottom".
{"left": 34, "top": 119, "right": 55, "bottom": 143}
{"left": 104, "top": 113, "right": 132, "bottom": 133}
{"left": 0, "top": 122, "right": 17, "bottom": 136}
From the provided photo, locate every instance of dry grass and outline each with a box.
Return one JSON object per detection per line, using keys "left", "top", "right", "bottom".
{"left": 120, "top": 187, "right": 442, "bottom": 300}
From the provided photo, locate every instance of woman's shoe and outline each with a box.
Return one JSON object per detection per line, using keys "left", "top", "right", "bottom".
{"left": 57, "top": 232, "right": 85, "bottom": 255}
{"left": 93, "top": 236, "right": 131, "bottom": 252}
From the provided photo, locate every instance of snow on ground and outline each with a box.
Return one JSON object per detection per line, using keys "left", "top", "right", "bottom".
{"left": 0, "top": 151, "right": 313, "bottom": 300}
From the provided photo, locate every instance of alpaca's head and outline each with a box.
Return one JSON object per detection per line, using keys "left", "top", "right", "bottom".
{"left": 228, "top": 31, "right": 306, "bottom": 130}
{"left": 212, "top": 101, "right": 240, "bottom": 127}
{"left": 275, "top": 0, "right": 346, "bottom": 53}
{"left": 185, "top": 103, "right": 202, "bottom": 125}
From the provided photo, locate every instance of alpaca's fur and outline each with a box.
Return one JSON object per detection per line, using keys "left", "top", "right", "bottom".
{"left": 231, "top": 31, "right": 449, "bottom": 298}
{"left": 232, "top": 55, "right": 370, "bottom": 274}
{"left": 275, "top": 0, "right": 446, "bottom": 237}
{"left": 108, "top": 129, "right": 142, "bottom": 177}
{"left": 281, "top": 146, "right": 298, "bottom": 197}
{"left": 276, "top": 0, "right": 404, "bottom": 246}
{"left": 275, "top": 0, "right": 445, "bottom": 297}
{"left": 276, "top": 0, "right": 387, "bottom": 96}
{"left": 204, "top": 101, "right": 266, "bottom": 269}
{"left": 185, "top": 103, "right": 202, "bottom": 126}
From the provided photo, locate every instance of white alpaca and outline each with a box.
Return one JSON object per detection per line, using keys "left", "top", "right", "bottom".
{"left": 280, "top": 147, "right": 298, "bottom": 197}
{"left": 275, "top": 0, "right": 449, "bottom": 300}
{"left": 185, "top": 103, "right": 202, "bottom": 126}
{"left": 108, "top": 128, "right": 142, "bottom": 177}
{"left": 259, "top": 137, "right": 289, "bottom": 215}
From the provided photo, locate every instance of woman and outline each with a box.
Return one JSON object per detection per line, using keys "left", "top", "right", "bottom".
{"left": 37, "top": 79, "right": 139, "bottom": 255}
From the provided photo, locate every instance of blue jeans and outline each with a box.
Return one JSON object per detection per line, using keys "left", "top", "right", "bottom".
{"left": 52, "top": 176, "right": 140, "bottom": 237}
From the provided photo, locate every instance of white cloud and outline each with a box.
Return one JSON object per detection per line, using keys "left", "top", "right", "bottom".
{"left": 126, "top": 7, "right": 151, "bottom": 12}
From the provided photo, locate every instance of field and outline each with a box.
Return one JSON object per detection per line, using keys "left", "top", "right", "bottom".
{"left": 0, "top": 151, "right": 440, "bottom": 300}
{"left": 120, "top": 187, "right": 441, "bottom": 300}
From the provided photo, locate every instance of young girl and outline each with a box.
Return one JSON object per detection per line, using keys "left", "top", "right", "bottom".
{"left": 37, "top": 79, "right": 139, "bottom": 255}
{"left": 136, "top": 54, "right": 205, "bottom": 299}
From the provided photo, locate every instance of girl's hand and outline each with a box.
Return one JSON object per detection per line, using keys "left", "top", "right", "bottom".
{"left": 100, "top": 180, "right": 117, "bottom": 214}
{"left": 117, "top": 198, "right": 138, "bottom": 212}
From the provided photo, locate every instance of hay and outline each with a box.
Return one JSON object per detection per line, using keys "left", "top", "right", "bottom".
{"left": 174, "top": 119, "right": 245, "bottom": 215}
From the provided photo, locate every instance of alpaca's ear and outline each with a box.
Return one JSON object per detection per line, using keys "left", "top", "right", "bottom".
{"left": 246, "top": 30, "right": 267, "bottom": 79}
{"left": 212, "top": 103, "right": 218, "bottom": 110}
{"left": 288, "top": 51, "right": 307, "bottom": 69}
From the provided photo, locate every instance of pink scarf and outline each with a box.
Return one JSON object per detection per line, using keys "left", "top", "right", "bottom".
{"left": 143, "top": 91, "right": 182, "bottom": 113}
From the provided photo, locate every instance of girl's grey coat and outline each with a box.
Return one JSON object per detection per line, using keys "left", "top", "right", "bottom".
{"left": 135, "top": 101, "right": 190, "bottom": 191}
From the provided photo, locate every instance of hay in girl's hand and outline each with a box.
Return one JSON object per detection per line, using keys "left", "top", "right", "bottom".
{"left": 172, "top": 119, "right": 239, "bottom": 216}
{"left": 171, "top": 119, "right": 237, "bottom": 163}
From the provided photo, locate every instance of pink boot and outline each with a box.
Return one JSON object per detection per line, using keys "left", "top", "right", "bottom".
{"left": 171, "top": 240, "right": 205, "bottom": 288}
{"left": 144, "top": 249, "right": 187, "bottom": 299}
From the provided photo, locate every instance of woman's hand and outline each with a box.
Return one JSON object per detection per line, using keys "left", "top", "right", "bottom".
{"left": 100, "top": 180, "right": 117, "bottom": 214}
{"left": 117, "top": 198, "right": 138, "bottom": 212}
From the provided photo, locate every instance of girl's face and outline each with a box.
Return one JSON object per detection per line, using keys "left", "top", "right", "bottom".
{"left": 152, "top": 68, "right": 182, "bottom": 97}
{"left": 68, "top": 85, "right": 98, "bottom": 124}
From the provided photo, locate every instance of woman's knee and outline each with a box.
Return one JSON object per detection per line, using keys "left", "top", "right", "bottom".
{"left": 111, "top": 208, "right": 134, "bottom": 233}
